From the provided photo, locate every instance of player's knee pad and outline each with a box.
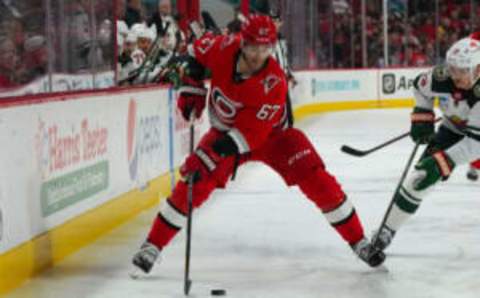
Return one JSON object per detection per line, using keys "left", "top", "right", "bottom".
{"left": 298, "top": 168, "right": 345, "bottom": 211}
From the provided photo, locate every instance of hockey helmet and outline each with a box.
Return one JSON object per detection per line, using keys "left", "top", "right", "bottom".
{"left": 446, "top": 33, "right": 480, "bottom": 81}
{"left": 240, "top": 14, "right": 277, "bottom": 45}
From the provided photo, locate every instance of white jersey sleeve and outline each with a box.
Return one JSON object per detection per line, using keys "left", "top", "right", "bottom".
{"left": 413, "top": 70, "right": 436, "bottom": 111}
{"left": 446, "top": 103, "right": 480, "bottom": 165}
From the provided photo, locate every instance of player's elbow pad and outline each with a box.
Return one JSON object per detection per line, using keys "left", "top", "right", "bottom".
{"left": 212, "top": 134, "right": 239, "bottom": 157}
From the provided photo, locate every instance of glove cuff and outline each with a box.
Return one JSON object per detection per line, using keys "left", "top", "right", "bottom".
{"left": 432, "top": 151, "right": 454, "bottom": 178}
{"left": 411, "top": 112, "right": 434, "bottom": 123}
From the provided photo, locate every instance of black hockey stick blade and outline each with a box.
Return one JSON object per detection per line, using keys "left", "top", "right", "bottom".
{"left": 341, "top": 118, "right": 442, "bottom": 158}
{"left": 184, "top": 279, "right": 192, "bottom": 296}
{"left": 340, "top": 145, "right": 370, "bottom": 157}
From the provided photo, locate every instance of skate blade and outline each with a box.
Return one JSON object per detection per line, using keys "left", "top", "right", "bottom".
{"left": 129, "top": 267, "right": 146, "bottom": 280}
{"left": 375, "top": 264, "right": 389, "bottom": 273}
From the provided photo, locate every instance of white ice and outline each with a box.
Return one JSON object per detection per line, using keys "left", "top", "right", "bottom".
{"left": 8, "top": 109, "right": 480, "bottom": 298}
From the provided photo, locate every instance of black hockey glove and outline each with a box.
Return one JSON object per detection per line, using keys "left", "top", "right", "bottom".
{"left": 410, "top": 107, "right": 435, "bottom": 144}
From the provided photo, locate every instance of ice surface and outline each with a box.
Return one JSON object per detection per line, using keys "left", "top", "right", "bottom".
{"left": 8, "top": 109, "right": 480, "bottom": 298}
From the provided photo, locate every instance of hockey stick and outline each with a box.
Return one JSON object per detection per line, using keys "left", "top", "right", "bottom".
{"left": 371, "top": 142, "right": 421, "bottom": 248}
{"left": 341, "top": 118, "right": 441, "bottom": 157}
{"left": 340, "top": 132, "right": 409, "bottom": 157}
{"left": 184, "top": 121, "right": 195, "bottom": 296}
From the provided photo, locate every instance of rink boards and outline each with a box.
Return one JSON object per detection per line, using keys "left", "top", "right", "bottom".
{"left": 0, "top": 67, "right": 427, "bottom": 294}
{"left": 291, "top": 67, "right": 428, "bottom": 120}
{"left": 0, "top": 86, "right": 209, "bottom": 294}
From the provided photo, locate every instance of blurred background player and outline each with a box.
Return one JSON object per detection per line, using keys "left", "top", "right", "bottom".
{"left": 373, "top": 32, "right": 480, "bottom": 251}
{"left": 131, "top": 14, "right": 385, "bottom": 276}
{"left": 466, "top": 159, "right": 480, "bottom": 181}
{"left": 0, "top": 37, "right": 18, "bottom": 88}
{"left": 268, "top": 8, "right": 295, "bottom": 127}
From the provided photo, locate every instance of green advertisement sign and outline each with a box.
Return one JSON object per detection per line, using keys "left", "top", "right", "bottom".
{"left": 41, "top": 161, "right": 109, "bottom": 217}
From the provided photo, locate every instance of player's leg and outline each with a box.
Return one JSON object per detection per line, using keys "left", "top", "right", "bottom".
{"left": 132, "top": 129, "right": 237, "bottom": 274}
{"left": 374, "top": 126, "right": 463, "bottom": 250}
{"left": 254, "top": 128, "right": 384, "bottom": 266}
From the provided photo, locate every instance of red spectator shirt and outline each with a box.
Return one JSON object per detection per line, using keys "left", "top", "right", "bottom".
{"left": 0, "top": 75, "right": 14, "bottom": 88}
{"left": 189, "top": 34, "right": 288, "bottom": 154}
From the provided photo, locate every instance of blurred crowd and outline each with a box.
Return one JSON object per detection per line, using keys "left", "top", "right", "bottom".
{"left": 2, "top": 0, "right": 480, "bottom": 92}
{"left": 116, "top": 0, "right": 184, "bottom": 85}
{"left": 0, "top": 0, "right": 114, "bottom": 89}
{"left": 0, "top": 0, "right": 46, "bottom": 88}
{"left": 309, "top": 0, "right": 480, "bottom": 68}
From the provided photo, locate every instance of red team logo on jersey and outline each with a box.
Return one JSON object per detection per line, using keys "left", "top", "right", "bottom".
{"left": 211, "top": 87, "right": 244, "bottom": 124}
{"left": 262, "top": 75, "right": 281, "bottom": 94}
{"left": 420, "top": 74, "right": 428, "bottom": 87}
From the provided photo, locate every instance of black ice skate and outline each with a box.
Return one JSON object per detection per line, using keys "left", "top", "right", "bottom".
{"left": 131, "top": 242, "right": 161, "bottom": 276}
{"left": 372, "top": 226, "right": 396, "bottom": 251}
{"left": 467, "top": 167, "right": 478, "bottom": 181}
{"left": 351, "top": 238, "right": 386, "bottom": 267}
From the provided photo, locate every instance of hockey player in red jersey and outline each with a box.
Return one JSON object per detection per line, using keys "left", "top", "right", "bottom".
{"left": 131, "top": 14, "right": 385, "bottom": 274}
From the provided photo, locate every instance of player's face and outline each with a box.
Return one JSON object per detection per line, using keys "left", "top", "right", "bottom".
{"left": 449, "top": 66, "right": 474, "bottom": 90}
{"left": 241, "top": 43, "right": 273, "bottom": 72}
{"left": 137, "top": 37, "right": 152, "bottom": 53}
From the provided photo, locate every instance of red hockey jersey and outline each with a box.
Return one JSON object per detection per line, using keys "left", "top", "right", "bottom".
{"left": 189, "top": 34, "right": 288, "bottom": 154}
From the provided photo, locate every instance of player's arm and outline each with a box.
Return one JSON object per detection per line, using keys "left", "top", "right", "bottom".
{"left": 413, "top": 105, "right": 480, "bottom": 190}
{"left": 187, "top": 33, "right": 230, "bottom": 70}
{"left": 162, "top": 54, "right": 207, "bottom": 120}
{"left": 410, "top": 66, "right": 448, "bottom": 144}
{"left": 165, "top": 34, "right": 229, "bottom": 120}
{"left": 413, "top": 67, "right": 438, "bottom": 110}
{"left": 445, "top": 104, "right": 480, "bottom": 165}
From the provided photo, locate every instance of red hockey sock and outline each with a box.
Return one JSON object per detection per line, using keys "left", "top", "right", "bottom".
{"left": 327, "top": 207, "right": 364, "bottom": 245}
{"left": 147, "top": 211, "right": 181, "bottom": 249}
{"left": 147, "top": 178, "right": 217, "bottom": 249}
{"left": 298, "top": 168, "right": 365, "bottom": 245}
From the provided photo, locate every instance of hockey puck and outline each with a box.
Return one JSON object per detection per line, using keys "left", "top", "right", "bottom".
{"left": 210, "top": 289, "right": 226, "bottom": 296}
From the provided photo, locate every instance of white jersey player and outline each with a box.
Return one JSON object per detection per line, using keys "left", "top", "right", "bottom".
{"left": 373, "top": 32, "right": 480, "bottom": 251}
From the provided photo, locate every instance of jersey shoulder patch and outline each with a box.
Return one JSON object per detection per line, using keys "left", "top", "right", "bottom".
{"left": 432, "top": 64, "right": 449, "bottom": 82}
{"left": 261, "top": 74, "right": 282, "bottom": 95}
{"left": 430, "top": 65, "right": 454, "bottom": 93}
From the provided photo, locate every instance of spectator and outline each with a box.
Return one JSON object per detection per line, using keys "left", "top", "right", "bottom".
{"left": 19, "top": 34, "right": 47, "bottom": 83}
{"left": 125, "top": 0, "right": 144, "bottom": 28}
{"left": 117, "top": 20, "right": 129, "bottom": 41}
{"left": 0, "top": 0, "right": 22, "bottom": 24}
{"left": 117, "top": 0, "right": 126, "bottom": 20}
{"left": 148, "top": 0, "right": 178, "bottom": 37}
{"left": 136, "top": 25, "right": 156, "bottom": 54}
{"left": 65, "top": 0, "right": 104, "bottom": 72}
{"left": 0, "top": 37, "right": 18, "bottom": 88}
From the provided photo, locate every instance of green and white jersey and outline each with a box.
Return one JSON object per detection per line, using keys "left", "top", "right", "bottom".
{"left": 413, "top": 64, "right": 480, "bottom": 165}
